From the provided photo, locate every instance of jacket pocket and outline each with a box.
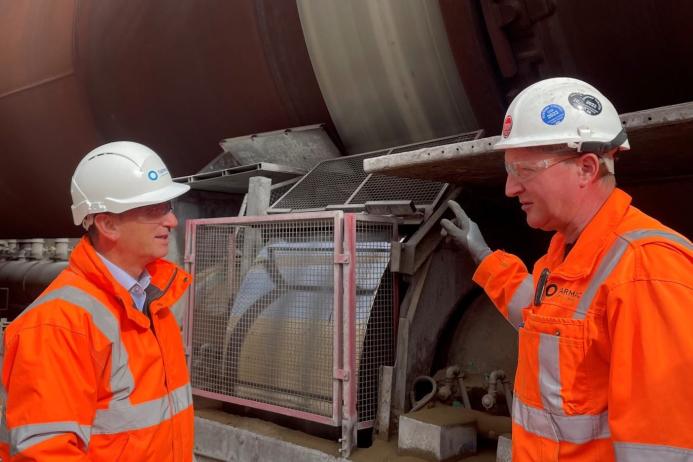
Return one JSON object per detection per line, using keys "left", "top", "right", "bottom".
{"left": 516, "top": 313, "right": 586, "bottom": 413}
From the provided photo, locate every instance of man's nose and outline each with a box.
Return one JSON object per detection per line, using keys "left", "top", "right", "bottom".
{"left": 505, "top": 174, "right": 523, "bottom": 197}
{"left": 162, "top": 210, "right": 178, "bottom": 228}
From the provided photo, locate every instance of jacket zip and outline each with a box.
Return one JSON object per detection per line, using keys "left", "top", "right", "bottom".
{"left": 534, "top": 268, "right": 550, "bottom": 306}
{"left": 144, "top": 268, "right": 180, "bottom": 460}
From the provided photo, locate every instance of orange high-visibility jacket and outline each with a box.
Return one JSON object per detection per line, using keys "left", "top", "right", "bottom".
{"left": 473, "top": 188, "right": 693, "bottom": 461}
{"left": 0, "top": 237, "right": 193, "bottom": 461}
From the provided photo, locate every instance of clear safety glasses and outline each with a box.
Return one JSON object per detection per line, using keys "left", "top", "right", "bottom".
{"left": 504, "top": 155, "right": 580, "bottom": 182}
{"left": 123, "top": 201, "right": 174, "bottom": 224}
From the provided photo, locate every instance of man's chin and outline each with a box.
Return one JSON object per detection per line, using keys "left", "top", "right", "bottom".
{"left": 525, "top": 213, "right": 550, "bottom": 231}
{"left": 153, "top": 243, "right": 169, "bottom": 259}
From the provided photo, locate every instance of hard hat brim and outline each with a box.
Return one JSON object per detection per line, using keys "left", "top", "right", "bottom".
{"left": 72, "top": 182, "right": 190, "bottom": 225}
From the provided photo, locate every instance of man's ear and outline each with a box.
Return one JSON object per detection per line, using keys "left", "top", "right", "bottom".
{"left": 576, "top": 153, "right": 601, "bottom": 187}
{"left": 93, "top": 213, "right": 121, "bottom": 242}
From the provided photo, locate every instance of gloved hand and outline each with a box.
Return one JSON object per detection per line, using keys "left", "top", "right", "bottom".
{"left": 440, "top": 200, "right": 492, "bottom": 265}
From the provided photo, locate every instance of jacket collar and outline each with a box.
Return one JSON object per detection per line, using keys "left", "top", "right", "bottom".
{"left": 545, "top": 188, "right": 632, "bottom": 278}
{"left": 69, "top": 237, "right": 191, "bottom": 327}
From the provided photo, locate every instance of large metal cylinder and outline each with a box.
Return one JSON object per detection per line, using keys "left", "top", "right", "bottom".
{"left": 22, "top": 260, "right": 69, "bottom": 303}
{"left": 0, "top": 260, "right": 40, "bottom": 313}
{"left": 0, "top": 238, "right": 72, "bottom": 318}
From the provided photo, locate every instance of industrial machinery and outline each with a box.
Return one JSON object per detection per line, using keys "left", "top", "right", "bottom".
{"left": 3, "top": 0, "right": 693, "bottom": 238}
{"left": 0, "top": 239, "right": 73, "bottom": 321}
{"left": 186, "top": 212, "right": 397, "bottom": 455}
{"left": 2, "top": 1, "right": 693, "bottom": 460}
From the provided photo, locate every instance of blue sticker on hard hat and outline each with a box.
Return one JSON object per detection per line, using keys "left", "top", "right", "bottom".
{"left": 568, "top": 93, "right": 602, "bottom": 115}
{"left": 147, "top": 170, "right": 159, "bottom": 181}
{"left": 541, "top": 104, "right": 565, "bottom": 125}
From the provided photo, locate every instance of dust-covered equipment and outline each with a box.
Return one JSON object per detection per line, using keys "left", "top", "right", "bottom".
{"left": 184, "top": 212, "right": 397, "bottom": 455}
{"left": 268, "top": 131, "right": 482, "bottom": 214}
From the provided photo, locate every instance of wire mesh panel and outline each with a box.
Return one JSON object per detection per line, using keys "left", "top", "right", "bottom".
{"left": 269, "top": 130, "right": 482, "bottom": 213}
{"left": 269, "top": 180, "right": 297, "bottom": 205}
{"left": 270, "top": 151, "right": 389, "bottom": 210}
{"left": 187, "top": 214, "right": 340, "bottom": 423}
{"left": 353, "top": 219, "right": 396, "bottom": 425}
{"left": 349, "top": 175, "right": 445, "bottom": 205}
{"left": 186, "top": 213, "right": 397, "bottom": 440}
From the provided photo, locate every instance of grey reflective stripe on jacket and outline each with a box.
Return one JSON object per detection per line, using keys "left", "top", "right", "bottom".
{"left": 7, "top": 285, "right": 193, "bottom": 454}
{"left": 17, "top": 286, "right": 136, "bottom": 403}
{"left": 11, "top": 422, "right": 91, "bottom": 455}
{"left": 573, "top": 229, "right": 692, "bottom": 320}
{"left": 536, "top": 230, "right": 691, "bottom": 413}
{"left": 507, "top": 275, "right": 533, "bottom": 329}
{"left": 614, "top": 442, "right": 693, "bottom": 461}
{"left": 513, "top": 398, "right": 610, "bottom": 444}
{"left": 521, "top": 229, "right": 692, "bottom": 445}
{"left": 8, "top": 384, "right": 192, "bottom": 455}
{"left": 93, "top": 383, "right": 192, "bottom": 434}
{"left": 538, "top": 333, "right": 563, "bottom": 413}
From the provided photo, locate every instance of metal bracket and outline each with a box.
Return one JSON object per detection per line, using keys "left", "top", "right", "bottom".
{"left": 334, "top": 254, "right": 349, "bottom": 265}
{"left": 334, "top": 369, "right": 350, "bottom": 381}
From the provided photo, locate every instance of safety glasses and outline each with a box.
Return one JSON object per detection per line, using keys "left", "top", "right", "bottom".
{"left": 504, "top": 155, "right": 580, "bottom": 182}
{"left": 122, "top": 201, "right": 174, "bottom": 224}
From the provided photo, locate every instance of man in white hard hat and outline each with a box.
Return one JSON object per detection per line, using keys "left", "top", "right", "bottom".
{"left": 1, "top": 142, "right": 195, "bottom": 461}
{"left": 442, "top": 78, "right": 693, "bottom": 461}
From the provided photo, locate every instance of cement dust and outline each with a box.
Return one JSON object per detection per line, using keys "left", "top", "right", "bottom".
{"left": 195, "top": 398, "right": 505, "bottom": 461}
{"left": 350, "top": 439, "right": 496, "bottom": 461}
{"left": 195, "top": 407, "right": 340, "bottom": 456}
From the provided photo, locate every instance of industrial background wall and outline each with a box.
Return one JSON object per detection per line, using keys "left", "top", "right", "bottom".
{"left": 1, "top": 0, "right": 693, "bottom": 238}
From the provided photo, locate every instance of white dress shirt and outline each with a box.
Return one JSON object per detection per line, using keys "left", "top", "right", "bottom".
{"left": 96, "top": 253, "right": 152, "bottom": 311}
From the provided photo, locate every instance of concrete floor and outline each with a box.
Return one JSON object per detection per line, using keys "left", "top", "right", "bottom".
{"left": 194, "top": 399, "right": 499, "bottom": 462}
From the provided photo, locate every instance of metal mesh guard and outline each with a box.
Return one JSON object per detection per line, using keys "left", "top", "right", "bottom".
{"left": 270, "top": 130, "right": 481, "bottom": 212}
{"left": 188, "top": 214, "right": 395, "bottom": 426}
{"left": 270, "top": 152, "right": 387, "bottom": 210}
{"left": 190, "top": 218, "right": 336, "bottom": 418}
{"left": 354, "top": 221, "right": 395, "bottom": 423}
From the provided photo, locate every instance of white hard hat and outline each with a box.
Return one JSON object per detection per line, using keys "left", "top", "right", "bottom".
{"left": 494, "top": 77, "right": 629, "bottom": 156}
{"left": 70, "top": 141, "right": 190, "bottom": 226}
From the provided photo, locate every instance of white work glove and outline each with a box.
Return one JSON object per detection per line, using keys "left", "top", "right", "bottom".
{"left": 440, "top": 200, "right": 492, "bottom": 265}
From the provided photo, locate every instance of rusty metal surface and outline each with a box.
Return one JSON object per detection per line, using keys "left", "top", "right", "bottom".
{"left": 0, "top": 0, "right": 333, "bottom": 238}
{"left": 0, "top": 1, "right": 102, "bottom": 237}
{"left": 440, "top": 0, "right": 693, "bottom": 134}
{"left": 4, "top": 0, "right": 693, "bottom": 239}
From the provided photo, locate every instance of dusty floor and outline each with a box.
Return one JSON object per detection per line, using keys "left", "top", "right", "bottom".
{"left": 350, "top": 439, "right": 497, "bottom": 462}
{"left": 195, "top": 398, "right": 503, "bottom": 461}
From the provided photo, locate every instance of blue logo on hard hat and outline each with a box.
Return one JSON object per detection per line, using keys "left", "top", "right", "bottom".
{"left": 147, "top": 170, "right": 159, "bottom": 181}
{"left": 541, "top": 104, "right": 565, "bottom": 125}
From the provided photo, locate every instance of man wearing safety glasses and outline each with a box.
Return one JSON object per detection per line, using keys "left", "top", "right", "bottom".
{"left": 1, "top": 142, "right": 195, "bottom": 461}
{"left": 442, "top": 78, "right": 693, "bottom": 461}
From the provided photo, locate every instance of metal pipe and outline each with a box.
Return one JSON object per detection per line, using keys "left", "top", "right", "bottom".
{"left": 457, "top": 374, "right": 472, "bottom": 410}
{"left": 410, "top": 375, "right": 437, "bottom": 412}
{"left": 6, "top": 240, "right": 17, "bottom": 258}
{"left": 444, "top": 365, "right": 472, "bottom": 410}
{"left": 29, "top": 239, "right": 45, "bottom": 260}
{"left": 54, "top": 238, "right": 70, "bottom": 261}
{"left": 482, "top": 369, "right": 512, "bottom": 414}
